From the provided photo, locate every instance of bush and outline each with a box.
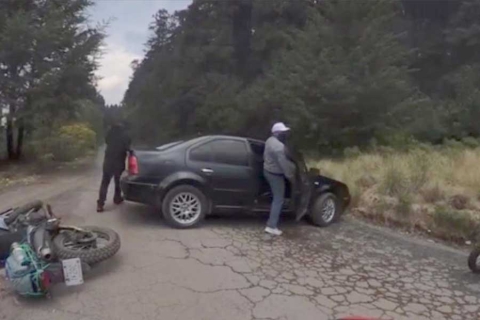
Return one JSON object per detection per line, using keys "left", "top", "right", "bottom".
{"left": 348, "top": 184, "right": 362, "bottom": 208}
{"left": 461, "top": 137, "right": 480, "bottom": 149}
{"left": 375, "top": 146, "right": 396, "bottom": 155}
{"left": 395, "top": 193, "right": 413, "bottom": 218}
{"left": 432, "top": 206, "right": 475, "bottom": 238}
{"left": 343, "top": 146, "right": 361, "bottom": 158}
{"left": 449, "top": 194, "right": 470, "bottom": 210}
{"left": 370, "top": 197, "right": 394, "bottom": 223}
{"left": 408, "top": 150, "right": 430, "bottom": 192}
{"left": 416, "top": 142, "right": 435, "bottom": 153}
{"left": 30, "top": 123, "right": 96, "bottom": 162}
{"left": 356, "top": 174, "right": 377, "bottom": 189}
{"left": 444, "top": 138, "right": 464, "bottom": 149}
{"left": 421, "top": 184, "right": 446, "bottom": 203}
{"left": 315, "top": 144, "right": 480, "bottom": 242}
{"left": 376, "top": 132, "right": 419, "bottom": 151}
{"left": 381, "top": 164, "right": 407, "bottom": 197}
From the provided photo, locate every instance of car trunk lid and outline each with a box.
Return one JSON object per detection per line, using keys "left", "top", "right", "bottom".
{"left": 126, "top": 149, "right": 163, "bottom": 176}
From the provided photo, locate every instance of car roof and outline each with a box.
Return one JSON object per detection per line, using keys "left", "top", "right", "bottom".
{"left": 155, "top": 135, "right": 265, "bottom": 152}
{"left": 195, "top": 135, "right": 265, "bottom": 145}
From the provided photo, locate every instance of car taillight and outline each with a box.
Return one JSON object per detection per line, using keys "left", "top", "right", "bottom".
{"left": 128, "top": 154, "right": 138, "bottom": 175}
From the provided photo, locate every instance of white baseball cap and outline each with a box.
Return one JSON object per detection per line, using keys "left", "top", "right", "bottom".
{"left": 271, "top": 122, "right": 290, "bottom": 133}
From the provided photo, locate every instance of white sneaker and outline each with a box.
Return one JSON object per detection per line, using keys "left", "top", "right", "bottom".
{"left": 265, "top": 227, "right": 283, "bottom": 236}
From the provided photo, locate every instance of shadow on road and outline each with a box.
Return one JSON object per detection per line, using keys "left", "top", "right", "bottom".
{"left": 116, "top": 202, "right": 314, "bottom": 231}
{"left": 116, "top": 203, "right": 168, "bottom": 229}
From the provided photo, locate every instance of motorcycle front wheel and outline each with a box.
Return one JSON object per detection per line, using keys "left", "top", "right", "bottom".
{"left": 52, "top": 226, "right": 121, "bottom": 265}
{"left": 468, "top": 247, "right": 480, "bottom": 273}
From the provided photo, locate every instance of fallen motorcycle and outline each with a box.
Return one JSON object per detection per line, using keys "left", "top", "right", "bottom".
{"left": 0, "top": 200, "right": 121, "bottom": 296}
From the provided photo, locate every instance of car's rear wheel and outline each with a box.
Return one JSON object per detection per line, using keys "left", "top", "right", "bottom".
{"left": 310, "top": 193, "right": 340, "bottom": 227}
{"left": 162, "top": 185, "right": 207, "bottom": 229}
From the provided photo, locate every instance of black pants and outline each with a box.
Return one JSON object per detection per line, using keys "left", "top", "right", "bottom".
{"left": 97, "top": 172, "right": 122, "bottom": 206}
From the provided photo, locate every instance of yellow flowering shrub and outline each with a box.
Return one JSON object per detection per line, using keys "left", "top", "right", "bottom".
{"left": 30, "top": 123, "right": 97, "bottom": 162}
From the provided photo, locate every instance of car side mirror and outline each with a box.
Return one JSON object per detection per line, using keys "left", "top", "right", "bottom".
{"left": 309, "top": 168, "right": 320, "bottom": 175}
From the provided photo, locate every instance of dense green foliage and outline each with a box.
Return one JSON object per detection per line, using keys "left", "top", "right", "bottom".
{"left": 124, "top": 0, "right": 480, "bottom": 152}
{"left": 0, "top": 0, "right": 105, "bottom": 160}
{"left": 29, "top": 122, "right": 97, "bottom": 162}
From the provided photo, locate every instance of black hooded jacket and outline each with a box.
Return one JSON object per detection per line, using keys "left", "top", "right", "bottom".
{"left": 103, "top": 125, "right": 131, "bottom": 175}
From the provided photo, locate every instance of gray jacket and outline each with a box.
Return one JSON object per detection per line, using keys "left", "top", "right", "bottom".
{"left": 263, "top": 136, "right": 296, "bottom": 181}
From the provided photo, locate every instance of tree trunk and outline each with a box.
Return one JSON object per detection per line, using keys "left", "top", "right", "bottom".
{"left": 15, "top": 120, "right": 24, "bottom": 160}
{"left": 6, "top": 117, "right": 14, "bottom": 160}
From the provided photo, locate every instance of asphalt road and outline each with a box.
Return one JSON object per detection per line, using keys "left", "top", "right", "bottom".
{"left": 1, "top": 153, "right": 480, "bottom": 320}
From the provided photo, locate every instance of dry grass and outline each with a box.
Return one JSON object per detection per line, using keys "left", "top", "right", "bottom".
{"left": 0, "top": 162, "right": 39, "bottom": 191}
{"left": 311, "top": 147, "right": 480, "bottom": 241}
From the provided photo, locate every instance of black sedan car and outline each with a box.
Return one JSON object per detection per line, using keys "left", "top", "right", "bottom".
{"left": 121, "top": 135, "right": 350, "bottom": 229}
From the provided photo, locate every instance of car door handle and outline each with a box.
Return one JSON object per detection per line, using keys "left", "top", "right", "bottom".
{"left": 202, "top": 168, "right": 214, "bottom": 174}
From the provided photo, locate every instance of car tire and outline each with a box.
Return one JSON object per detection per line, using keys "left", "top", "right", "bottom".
{"left": 162, "top": 185, "right": 207, "bottom": 229}
{"left": 310, "top": 192, "right": 340, "bottom": 227}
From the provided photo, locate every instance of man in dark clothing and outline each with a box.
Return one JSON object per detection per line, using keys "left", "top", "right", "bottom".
{"left": 97, "top": 122, "right": 131, "bottom": 212}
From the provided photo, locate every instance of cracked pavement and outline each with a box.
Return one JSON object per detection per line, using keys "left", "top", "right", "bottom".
{"left": 1, "top": 154, "right": 480, "bottom": 320}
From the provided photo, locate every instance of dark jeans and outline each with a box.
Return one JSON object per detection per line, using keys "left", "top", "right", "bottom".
{"left": 97, "top": 172, "right": 122, "bottom": 206}
{"left": 264, "top": 170, "right": 286, "bottom": 229}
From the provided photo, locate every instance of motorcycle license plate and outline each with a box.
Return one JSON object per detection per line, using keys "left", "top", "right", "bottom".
{"left": 62, "top": 258, "right": 84, "bottom": 286}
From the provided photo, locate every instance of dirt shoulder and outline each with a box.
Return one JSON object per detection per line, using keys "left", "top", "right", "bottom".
{"left": 0, "top": 153, "right": 97, "bottom": 193}
{"left": 0, "top": 153, "right": 99, "bottom": 209}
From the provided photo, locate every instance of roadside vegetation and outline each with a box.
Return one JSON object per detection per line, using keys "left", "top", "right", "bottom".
{"left": 313, "top": 139, "right": 480, "bottom": 243}
{"left": 0, "top": 122, "right": 98, "bottom": 190}
{"left": 121, "top": 0, "right": 480, "bottom": 243}
{"left": 0, "top": 0, "right": 113, "bottom": 164}
{"left": 3, "top": 0, "right": 480, "bottom": 242}
{"left": 0, "top": 0, "right": 116, "bottom": 188}
{"left": 124, "top": 0, "right": 480, "bottom": 154}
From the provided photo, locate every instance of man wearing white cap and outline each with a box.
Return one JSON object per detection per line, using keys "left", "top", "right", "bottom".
{"left": 263, "top": 122, "right": 296, "bottom": 236}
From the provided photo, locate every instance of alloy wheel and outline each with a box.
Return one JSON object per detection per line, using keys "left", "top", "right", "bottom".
{"left": 321, "top": 197, "right": 336, "bottom": 223}
{"left": 170, "top": 192, "right": 202, "bottom": 225}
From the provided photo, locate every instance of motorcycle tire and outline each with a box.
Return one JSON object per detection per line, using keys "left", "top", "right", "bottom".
{"left": 468, "top": 247, "right": 480, "bottom": 273}
{"left": 52, "top": 226, "right": 120, "bottom": 265}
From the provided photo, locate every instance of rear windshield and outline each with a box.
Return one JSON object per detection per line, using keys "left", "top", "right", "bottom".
{"left": 154, "top": 136, "right": 205, "bottom": 151}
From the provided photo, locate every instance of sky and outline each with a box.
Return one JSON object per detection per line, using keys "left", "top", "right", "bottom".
{"left": 90, "top": 0, "right": 192, "bottom": 105}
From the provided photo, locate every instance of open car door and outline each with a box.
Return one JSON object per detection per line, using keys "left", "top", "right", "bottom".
{"left": 294, "top": 172, "right": 311, "bottom": 221}
{"left": 286, "top": 146, "right": 312, "bottom": 221}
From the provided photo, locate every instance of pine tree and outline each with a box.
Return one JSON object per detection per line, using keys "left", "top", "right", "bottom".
{"left": 244, "top": 0, "right": 415, "bottom": 149}
{"left": 0, "top": 0, "right": 104, "bottom": 159}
